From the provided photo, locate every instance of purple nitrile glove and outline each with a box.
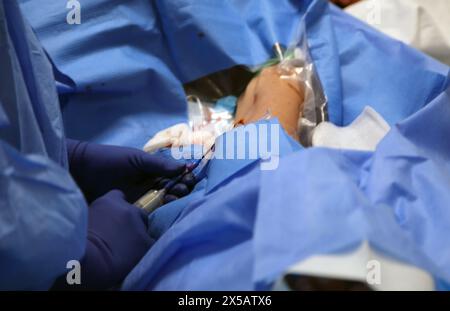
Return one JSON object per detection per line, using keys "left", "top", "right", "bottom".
{"left": 83, "top": 190, "right": 153, "bottom": 289}
{"left": 66, "top": 139, "right": 195, "bottom": 203}
{"left": 52, "top": 189, "right": 154, "bottom": 290}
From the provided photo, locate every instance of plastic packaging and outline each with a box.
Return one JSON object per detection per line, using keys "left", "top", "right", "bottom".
{"left": 280, "top": 21, "right": 328, "bottom": 146}
{"left": 187, "top": 94, "right": 236, "bottom": 142}
{"left": 182, "top": 20, "right": 328, "bottom": 147}
{"left": 144, "top": 19, "right": 327, "bottom": 152}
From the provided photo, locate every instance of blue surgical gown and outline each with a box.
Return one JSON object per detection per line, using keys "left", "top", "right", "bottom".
{"left": 14, "top": 0, "right": 450, "bottom": 291}
{"left": 0, "top": 1, "right": 87, "bottom": 290}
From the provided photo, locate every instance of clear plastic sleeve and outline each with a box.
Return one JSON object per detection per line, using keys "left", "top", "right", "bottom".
{"left": 181, "top": 19, "right": 328, "bottom": 147}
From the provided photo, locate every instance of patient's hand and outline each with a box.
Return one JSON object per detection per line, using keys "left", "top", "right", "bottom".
{"left": 235, "top": 66, "right": 305, "bottom": 140}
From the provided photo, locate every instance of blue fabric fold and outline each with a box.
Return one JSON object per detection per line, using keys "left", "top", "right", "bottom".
{"left": 17, "top": 0, "right": 450, "bottom": 290}
{"left": 0, "top": 1, "right": 87, "bottom": 290}
{"left": 19, "top": 0, "right": 449, "bottom": 144}
{"left": 206, "top": 118, "right": 302, "bottom": 194}
{"left": 255, "top": 86, "right": 450, "bottom": 289}
{"left": 124, "top": 85, "right": 450, "bottom": 290}
{"left": 145, "top": 119, "right": 300, "bottom": 241}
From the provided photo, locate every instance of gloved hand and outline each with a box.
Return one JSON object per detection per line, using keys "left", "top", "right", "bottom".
{"left": 52, "top": 190, "right": 154, "bottom": 290}
{"left": 83, "top": 190, "right": 153, "bottom": 289}
{"left": 66, "top": 139, "right": 195, "bottom": 203}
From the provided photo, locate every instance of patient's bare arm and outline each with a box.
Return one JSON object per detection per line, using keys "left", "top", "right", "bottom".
{"left": 235, "top": 66, "right": 305, "bottom": 140}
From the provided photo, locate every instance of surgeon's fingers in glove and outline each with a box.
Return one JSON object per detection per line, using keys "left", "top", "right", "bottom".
{"left": 180, "top": 173, "right": 197, "bottom": 189}
{"left": 133, "top": 152, "right": 185, "bottom": 177}
{"left": 66, "top": 139, "right": 186, "bottom": 202}
{"left": 164, "top": 195, "right": 179, "bottom": 204}
{"left": 155, "top": 173, "right": 196, "bottom": 204}
{"left": 82, "top": 190, "right": 153, "bottom": 290}
{"left": 157, "top": 173, "right": 196, "bottom": 190}
{"left": 162, "top": 184, "right": 189, "bottom": 205}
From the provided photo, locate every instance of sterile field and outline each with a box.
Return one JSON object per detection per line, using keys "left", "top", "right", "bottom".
{"left": 1, "top": 0, "right": 450, "bottom": 296}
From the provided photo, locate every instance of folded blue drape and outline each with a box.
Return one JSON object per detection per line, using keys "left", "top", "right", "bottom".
{"left": 18, "top": 0, "right": 450, "bottom": 290}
